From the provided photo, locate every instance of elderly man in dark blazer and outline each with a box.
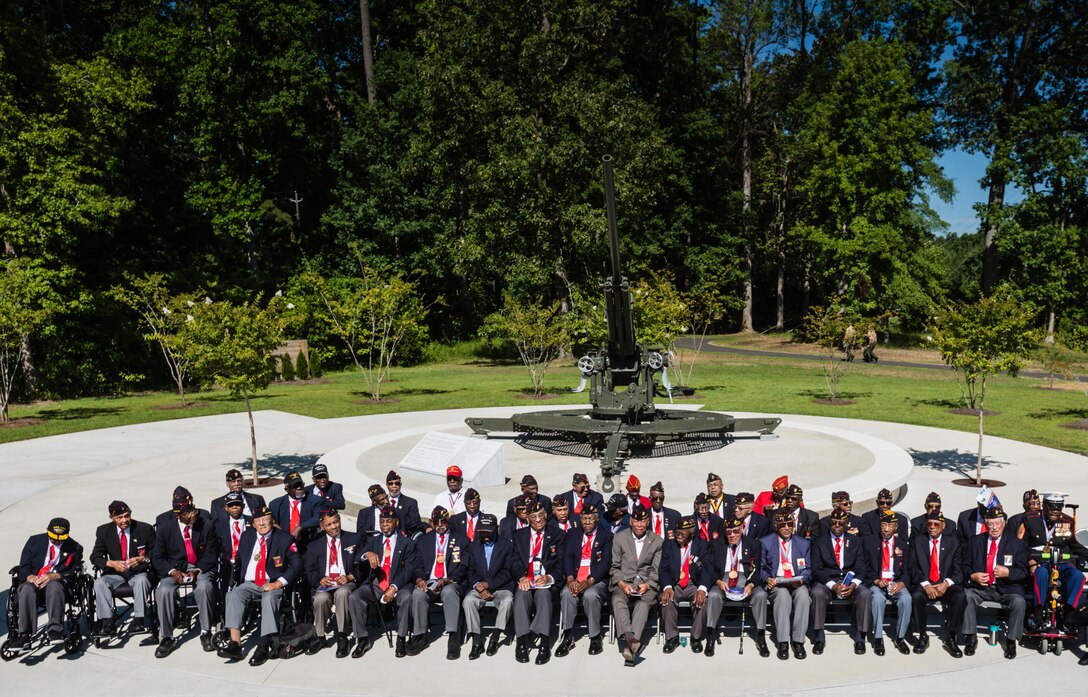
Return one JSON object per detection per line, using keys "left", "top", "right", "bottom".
{"left": 810, "top": 507, "right": 872, "bottom": 655}
{"left": 909, "top": 510, "right": 967, "bottom": 658}
{"left": 863, "top": 510, "right": 912, "bottom": 655}
{"left": 12, "top": 518, "right": 83, "bottom": 651}
{"left": 462, "top": 513, "right": 515, "bottom": 659}
{"left": 761, "top": 508, "right": 812, "bottom": 660}
{"left": 90, "top": 500, "right": 155, "bottom": 636}
{"left": 704, "top": 515, "right": 769, "bottom": 657}
{"left": 610, "top": 505, "right": 663, "bottom": 666}
{"left": 555, "top": 504, "right": 612, "bottom": 658}
{"left": 659, "top": 516, "right": 710, "bottom": 654}
{"left": 510, "top": 500, "right": 564, "bottom": 665}
{"left": 961, "top": 507, "right": 1028, "bottom": 659}
{"left": 348, "top": 505, "right": 418, "bottom": 658}
{"left": 558, "top": 472, "right": 605, "bottom": 517}
{"left": 304, "top": 507, "right": 361, "bottom": 658}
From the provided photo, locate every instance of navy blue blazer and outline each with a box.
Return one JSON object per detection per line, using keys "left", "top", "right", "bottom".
{"left": 214, "top": 514, "right": 252, "bottom": 565}
{"left": 311, "top": 481, "right": 346, "bottom": 510}
{"left": 464, "top": 536, "right": 515, "bottom": 593}
{"left": 910, "top": 513, "right": 957, "bottom": 541}
{"left": 810, "top": 532, "right": 866, "bottom": 585}
{"left": 648, "top": 506, "right": 683, "bottom": 540}
{"left": 741, "top": 513, "right": 772, "bottom": 547}
{"left": 704, "top": 536, "right": 763, "bottom": 588}
{"left": 559, "top": 527, "right": 613, "bottom": 581}
{"left": 558, "top": 489, "right": 606, "bottom": 514}
{"left": 760, "top": 534, "right": 813, "bottom": 585}
{"left": 818, "top": 513, "right": 864, "bottom": 537}
{"left": 388, "top": 495, "right": 423, "bottom": 535}
{"left": 859, "top": 509, "right": 909, "bottom": 540}
{"left": 450, "top": 511, "right": 482, "bottom": 541}
{"left": 269, "top": 492, "right": 321, "bottom": 536}
{"left": 155, "top": 508, "right": 212, "bottom": 528}
{"left": 956, "top": 507, "right": 988, "bottom": 546}
{"left": 509, "top": 526, "right": 564, "bottom": 583}
{"left": 861, "top": 533, "right": 911, "bottom": 585}
{"left": 304, "top": 532, "right": 362, "bottom": 587}
{"left": 965, "top": 533, "right": 1028, "bottom": 595}
{"left": 505, "top": 493, "right": 552, "bottom": 519}
{"left": 152, "top": 515, "right": 219, "bottom": 575}
{"left": 413, "top": 530, "right": 470, "bottom": 585}
{"left": 659, "top": 537, "right": 710, "bottom": 589}
{"left": 362, "top": 533, "right": 418, "bottom": 591}
{"left": 693, "top": 514, "right": 724, "bottom": 543}
{"left": 909, "top": 533, "right": 964, "bottom": 588}
{"left": 499, "top": 515, "right": 530, "bottom": 542}
{"left": 18, "top": 534, "right": 84, "bottom": 584}
{"left": 233, "top": 527, "right": 302, "bottom": 586}
{"left": 90, "top": 520, "right": 154, "bottom": 578}
{"left": 210, "top": 491, "right": 266, "bottom": 523}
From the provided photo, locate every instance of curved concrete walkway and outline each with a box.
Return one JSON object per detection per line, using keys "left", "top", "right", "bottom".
{"left": 0, "top": 408, "right": 1085, "bottom": 693}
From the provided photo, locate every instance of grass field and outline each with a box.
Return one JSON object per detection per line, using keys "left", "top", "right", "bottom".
{"left": 3, "top": 337, "right": 1087, "bottom": 455}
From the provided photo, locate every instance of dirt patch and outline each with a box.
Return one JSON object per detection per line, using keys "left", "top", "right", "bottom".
{"left": 152, "top": 401, "right": 210, "bottom": 411}
{"left": 515, "top": 393, "right": 561, "bottom": 400}
{"left": 948, "top": 408, "right": 1000, "bottom": 416}
{"left": 812, "top": 398, "right": 855, "bottom": 406}
{"left": 952, "top": 478, "right": 1006, "bottom": 488}
{"left": 1062, "top": 419, "right": 1088, "bottom": 430}
{"left": 355, "top": 398, "right": 401, "bottom": 405}
{"left": 246, "top": 477, "right": 285, "bottom": 489}
{"left": 1035, "top": 382, "right": 1087, "bottom": 393}
{"left": 286, "top": 378, "right": 330, "bottom": 386}
{"left": 0, "top": 418, "right": 45, "bottom": 429}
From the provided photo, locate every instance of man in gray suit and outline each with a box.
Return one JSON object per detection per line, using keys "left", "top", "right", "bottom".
{"left": 610, "top": 505, "right": 663, "bottom": 666}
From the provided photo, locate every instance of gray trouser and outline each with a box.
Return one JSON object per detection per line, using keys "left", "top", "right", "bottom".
{"left": 661, "top": 584, "right": 706, "bottom": 640}
{"left": 963, "top": 587, "right": 1026, "bottom": 640}
{"left": 811, "top": 582, "right": 872, "bottom": 633}
{"left": 412, "top": 584, "right": 463, "bottom": 635}
{"left": 769, "top": 584, "right": 811, "bottom": 643}
{"left": 463, "top": 589, "right": 513, "bottom": 636}
{"left": 94, "top": 572, "right": 151, "bottom": 621}
{"left": 225, "top": 581, "right": 284, "bottom": 637}
{"left": 560, "top": 581, "right": 606, "bottom": 636}
{"left": 156, "top": 572, "right": 215, "bottom": 638}
{"left": 513, "top": 587, "right": 557, "bottom": 637}
{"left": 313, "top": 583, "right": 355, "bottom": 635}
{"left": 18, "top": 581, "right": 65, "bottom": 635}
{"left": 870, "top": 584, "right": 912, "bottom": 639}
{"left": 706, "top": 585, "right": 767, "bottom": 631}
{"left": 349, "top": 582, "right": 412, "bottom": 638}
{"left": 611, "top": 587, "right": 657, "bottom": 642}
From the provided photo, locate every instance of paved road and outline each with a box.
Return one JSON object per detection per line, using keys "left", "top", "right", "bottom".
{"left": 675, "top": 337, "right": 1088, "bottom": 381}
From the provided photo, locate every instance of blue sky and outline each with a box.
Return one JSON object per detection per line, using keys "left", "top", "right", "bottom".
{"left": 929, "top": 148, "right": 1024, "bottom": 237}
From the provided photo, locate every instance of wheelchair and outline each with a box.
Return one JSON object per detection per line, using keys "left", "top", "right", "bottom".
{"left": 87, "top": 569, "right": 158, "bottom": 649}
{"left": 1022, "top": 511, "right": 1087, "bottom": 656}
{"left": 2, "top": 564, "right": 92, "bottom": 660}
{"left": 211, "top": 576, "right": 308, "bottom": 651}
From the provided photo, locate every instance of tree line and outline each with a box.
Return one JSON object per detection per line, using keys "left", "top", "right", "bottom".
{"left": 0, "top": 0, "right": 1085, "bottom": 401}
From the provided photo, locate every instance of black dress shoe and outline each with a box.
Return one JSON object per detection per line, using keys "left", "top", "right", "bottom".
{"left": 1078, "top": 652, "right": 1088, "bottom": 666}
{"left": 486, "top": 633, "right": 502, "bottom": 656}
{"left": 48, "top": 629, "right": 65, "bottom": 645}
{"left": 555, "top": 633, "right": 575, "bottom": 658}
{"left": 335, "top": 635, "right": 351, "bottom": 658}
{"left": 894, "top": 637, "right": 911, "bottom": 655}
{"left": 395, "top": 636, "right": 407, "bottom": 658}
{"left": 913, "top": 634, "right": 929, "bottom": 654}
{"left": 963, "top": 634, "right": 977, "bottom": 656}
{"left": 535, "top": 640, "right": 551, "bottom": 665}
{"left": 873, "top": 638, "right": 885, "bottom": 656}
{"left": 515, "top": 637, "right": 530, "bottom": 664}
{"left": 305, "top": 636, "right": 325, "bottom": 655}
{"left": 352, "top": 637, "right": 372, "bottom": 658}
{"left": 588, "top": 634, "right": 603, "bottom": 655}
{"left": 755, "top": 633, "right": 770, "bottom": 658}
{"left": 662, "top": 636, "right": 680, "bottom": 654}
{"left": 468, "top": 635, "right": 484, "bottom": 660}
{"left": 201, "top": 632, "right": 217, "bottom": 653}
{"left": 406, "top": 635, "right": 427, "bottom": 657}
{"left": 854, "top": 640, "right": 866, "bottom": 655}
{"left": 1004, "top": 642, "right": 1017, "bottom": 659}
{"left": 777, "top": 641, "right": 790, "bottom": 660}
{"left": 942, "top": 636, "right": 962, "bottom": 658}
{"left": 812, "top": 640, "right": 825, "bottom": 655}
{"left": 248, "top": 641, "right": 271, "bottom": 666}
{"left": 11, "top": 634, "right": 29, "bottom": 652}
{"left": 100, "top": 617, "right": 116, "bottom": 636}
{"left": 792, "top": 641, "right": 807, "bottom": 659}
{"left": 154, "top": 637, "right": 176, "bottom": 659}
{"left": 447, "top": 633, "right": 461, "bottom": 660}
{"left": 217, "top": 640, "right": 243, "bottom": 661}
{"left": 691, "top": 637, "right": 703, "bottom": 654}
{"left": 704, "top": 637, "right": 715, "bottom": 657}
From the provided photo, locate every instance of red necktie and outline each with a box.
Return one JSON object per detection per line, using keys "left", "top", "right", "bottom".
{"left": 290, "top": 499, "right": 300, "bottom": 533}
{"left": 882, "top": 540, "right": 891, "bottom": 574}
{"left": 255, "top": 536, "right": 267, "bottom": 585}
{"left": 231, "top": 522, "right": 242, "bottom": 562}
{"left": 576, "top": 534, "right": 593, "bottom": 581}
{"left": 434, "top": 534, "right": 446, "bottom": 578}
{"left": 654, "top": 513, "right": 663, "bottom": 536}
{"left": 119, "top": 530, "right": 128, "bottom": 561}
{"left": 466, "top": 516, "right": 475, "bottom": 541}
{"left": 39, "top": 545, "right": 57, "bottom": 576}
{"left": 380, "top": 538, "right": 392, "bottom": 590}
{"left": 781, "top": 540, "right": 793, "bottom": 579}
{"left": 528, "top": 532, "right": 543, "bottom": 577}
{"left": 679, "top": 544, "right": 690, "bottom": 588}
{"left": 574, "top": 496, "right": 583, "bottom": 515}
{"left": 183, "top": 525, "right": 197, "bottom": 565}
{"left": 699, "top": 520, "right": 709, "bottom": 541}
{"left": 986, "top": 538, "right": 997, "bottom": 584}
{"left": 328, "top": 538, "right": 339, "bottom": 576}
{"left": 929, "top": 539, "right": 940, "bottom": 583}
{"left": 834, "top": 536, "right": 843, "bottom": 568}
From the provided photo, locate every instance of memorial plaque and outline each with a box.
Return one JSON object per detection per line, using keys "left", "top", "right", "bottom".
{"left": 399, "top": 432, "right": 505, "bottom": 487}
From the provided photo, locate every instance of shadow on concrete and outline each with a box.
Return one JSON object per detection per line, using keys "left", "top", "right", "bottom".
{"left": 908, "top": 448, "right": 1011, "bottom": 480}
{"left": 514, "top": 433, "right": 734, "bottom": 460}
{"left": 219, "top": 453, "right": 325, "bottom": 480}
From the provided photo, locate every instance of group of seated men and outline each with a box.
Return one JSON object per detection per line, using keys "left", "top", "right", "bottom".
{"left": 13, "top": 465, "right": 1088, "bottom": 668}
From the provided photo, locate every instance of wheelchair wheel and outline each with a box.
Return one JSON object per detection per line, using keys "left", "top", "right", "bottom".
{"left": 1038, "top": 638, "right": 1048, "bottom": 655}
{"left": 1, "top": 639, "right": 17, "bottom": 662}
{"left": 213, "top": 628, "right": 233, "bottom": 650}
{"left": 64, "top": 634, "right": 81, "bottom": 654}
{"left": 1053, "top": 639, "right": 1062, "bottom": 656}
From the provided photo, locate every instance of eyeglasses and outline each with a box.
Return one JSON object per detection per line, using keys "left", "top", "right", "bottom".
{"left": 650, "top": 496, "right": 665, "bottom": 502}
{"left": 776, "top": 521, "right": 795, "bottom": 527}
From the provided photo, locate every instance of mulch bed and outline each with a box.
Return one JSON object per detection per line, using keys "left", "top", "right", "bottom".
{"left": 515, "top": 393, "right": 561, "bottom": 400}
{"left": 812, "top": 398, "right": 855, "bottom": 406}
{"left": 1062, "top": 419, "right": 1088, "bottom": 430}
{"left": 289, "top": 378, "right": 330, "bottom": 386}
{"left": 246, "top": 477, "right": 285, "bottom": 489}
{"left": 952, "top": 478, "right": 1006, "bottom": 488}
{"left": 152, "top": 401, "right": 210, "bottom": 411}
{"left": 948, "top": 408, "right": 1000, "bottom": 416}
{"left": 0, "top": 418, "right": 45, "bottom": 429}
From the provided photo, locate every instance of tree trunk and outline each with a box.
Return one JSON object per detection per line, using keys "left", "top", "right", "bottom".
{"left": 776, "top": 259, "right": 785, "bottom": 331}
{"left": 243, "top": 387, "right": 259, "bottom": 486}
{"left": 739, "top": 38, "right": 755, "bottom": 333}
{"left": 1045, "top": 311, "right": 1055, "bottom": 344}
{"left": 18, "top": 333, "right": 36, "bottom": 397}
{"left": 981, "top": 172, "right": 1005, "bottom": 294}
{"left": 359, "top": 0, "right": 377, "bottom": 104}
{"left": 975, "top": 376, "right": 986, "bottom": 485}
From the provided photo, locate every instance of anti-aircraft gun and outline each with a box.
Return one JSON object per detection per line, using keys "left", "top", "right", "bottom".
{"left": 466, "top": 155, "right": 781, "bottom": 486}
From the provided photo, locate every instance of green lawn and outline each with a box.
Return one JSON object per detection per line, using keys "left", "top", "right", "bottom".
{"left": 3, "top": 347, "right": 1087, "bottom": 455}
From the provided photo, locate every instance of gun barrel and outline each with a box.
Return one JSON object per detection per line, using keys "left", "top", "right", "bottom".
{"left": 602, "top": 155, "right": 622, "bottom": 286}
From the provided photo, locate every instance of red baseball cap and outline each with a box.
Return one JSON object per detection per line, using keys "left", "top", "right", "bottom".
{"left": 447, "top": 465, "right": 463, "bottom": 479}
